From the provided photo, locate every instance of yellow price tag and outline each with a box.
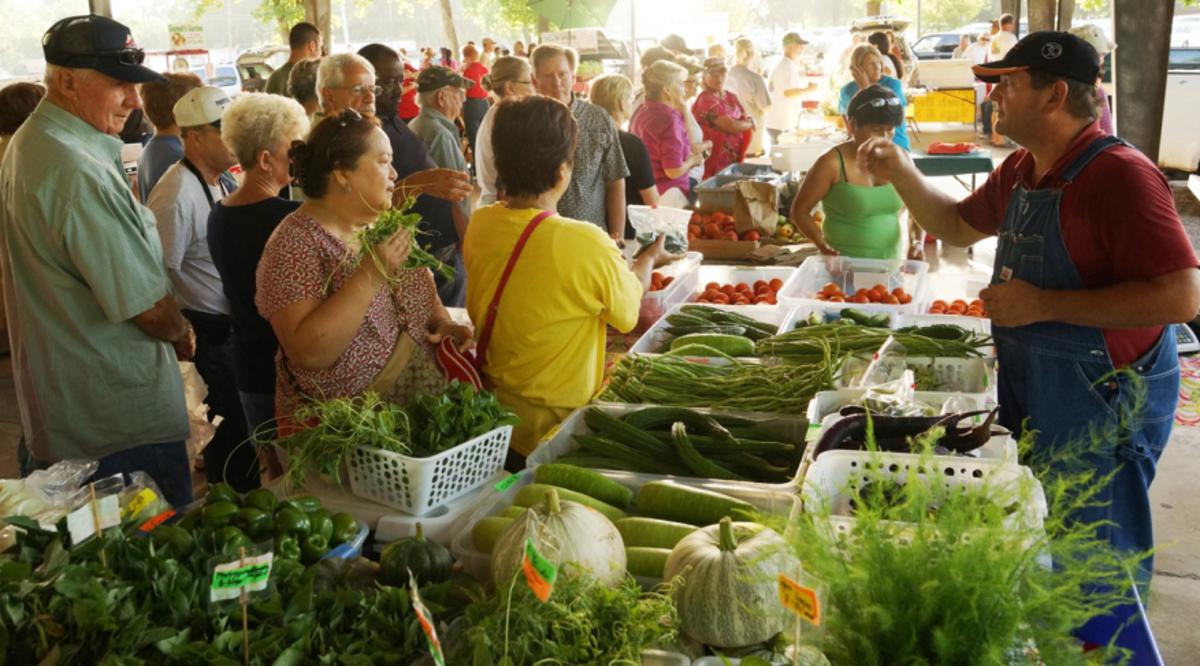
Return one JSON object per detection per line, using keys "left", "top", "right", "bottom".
{"left": 778, "top": 573, "right": 821, "bottom": 625}
{"left": 122, "top": 488, "right": 158, "bottom": 519}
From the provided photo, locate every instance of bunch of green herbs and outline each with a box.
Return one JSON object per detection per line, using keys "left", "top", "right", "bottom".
{"left": 454, "top": 571, "right": 678, "bottom": 666}
{"left": 406, "top": 380, "right": 520, "bottom": 457}
{"left": 355, "top": 196, "right": 455, "bottom": 282}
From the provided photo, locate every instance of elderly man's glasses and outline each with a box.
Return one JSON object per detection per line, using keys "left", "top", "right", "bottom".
{"left": 341, "top": 83, "right": 382, "bottom": 97}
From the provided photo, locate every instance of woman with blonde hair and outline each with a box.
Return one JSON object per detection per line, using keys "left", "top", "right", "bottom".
{"left": 590, "top": 73, "right": 658, "bottom": 213}
{"left": 475, "top": 55, "right": 535, "bottom": 205}
{"left": 630, "top": 60, "right": 708, "bottom": 199}
{"left": 837, "top": 44, "right": 910, "bottom": 151}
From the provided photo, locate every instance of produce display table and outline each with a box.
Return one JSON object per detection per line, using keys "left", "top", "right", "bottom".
{"left": 912, "top": 150, "right": 995, "bottom": 190}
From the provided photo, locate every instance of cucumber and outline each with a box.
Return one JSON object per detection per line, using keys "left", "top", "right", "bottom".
{"left": 533, "top": 463, "right": 633, "bottom": 509}
{"left": 664, "top": 324, "right": 748, "bottom": 337}
{"left": 666, "top": 313, "right": 711, "bottom": 328}
{"left": 620, "top": 407, "right": 736, "bottom": 444}
{"left": 671, "top": 422, "right": 739, "bottom": 480}
{"left": 513, "top": 483, "right": 627, "bottom": 521}
{"left": 637, "top": 480, "right": 756, "bottom": 526}
{"left": 669, "top": 334, "right": 755, "bottom": 356}
{"left": 626, "top": 547, "right": 672, "bottom": 579}
{"left": 584, "top": 407, "right": 674, "bottom": 457}
{"left": 471, "top": 516, "right": 514, "bottom": 553}
{"left": 615, "top": 517, "right": 696, "bottom": 549}
{"left": 498, "top": 505, "right": 528, "bottom": 520}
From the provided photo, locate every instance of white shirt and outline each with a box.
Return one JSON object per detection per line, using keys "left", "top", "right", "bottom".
{"left": 146, "top": 161, "right": 229, "bottom": 315}
{"left": 475, "top": 102, "right": 501, "bottom": 205}
{"left": 963, "top": 42, "right": 990, "bottom": 65}
{"left": 726, "top": 64, "right": 772, "bottom": 116}
{"left": 992, "top": 31, "right": 1018, "bottom": 59}
{"left": 765, "top": 57, "right": 808, "bottom": 131}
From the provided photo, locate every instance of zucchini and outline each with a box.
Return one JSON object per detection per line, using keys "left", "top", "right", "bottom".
{"left": 625, "top": 547, "right": 672, "bottom": 578}
{"left": 648, "top": 431, "right": 796, "bottom": 456}
{"left": 554, "top": 454, "right": 642, "bottom": 472}
{"left": 471, "top": 516, "right": 514, "bottom": 553}
{"left": 681, "top": 305, "right": 777, "bottom": 335}
{"left": 671, "top": 422, "right": 739, "bottom": 480}
{"left": 575, "top": 435, "right": 678, "bottom": 475}
{"left": 620, "top": 407, "right": 737, "bottom": 444}
{"left": 664, "top": 324, "right": 747, "bottom": 337}
{"left": 584, "top": 408, "right": 674, "bottom": 457}
{"left": 669, "top": 334, "right": 755, "bottom": 356}
{"left": 636, "top": 480, "right": 756, "bottom": 526}
{"left": 615, "top": 517, "right": 696, "bottom": 549}
{"left": 498, "top": 505, "right": 529, "bottom": 519}
{"left": 666, "top": 313, "right": 711, "bottom": 328}
{"left": 513, "top": 483, "right": 627, "bottom": 521}
{"left": 533, "top": 463, "right": 633, "bottom": 508}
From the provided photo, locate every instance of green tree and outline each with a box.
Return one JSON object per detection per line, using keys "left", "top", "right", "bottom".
{"left": 892, "top": 0, "right": 989, "bottom": 32}
{"left": 462, "top": 0, "right": 538, "bottom": 37}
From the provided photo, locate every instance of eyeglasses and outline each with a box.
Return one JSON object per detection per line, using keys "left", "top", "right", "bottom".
{"left": 65, "top": 47, "right": 146, "bottom": 68}
{"left": 341, "top": 84, "right": 382, "bottom": 97}
{"left": 850, "top": 96, "right": 902, "bottom": 114}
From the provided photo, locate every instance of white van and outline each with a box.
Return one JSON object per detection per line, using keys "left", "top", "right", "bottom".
{"left": 1160, "top": 47, "right": 1200, "bottom": 172}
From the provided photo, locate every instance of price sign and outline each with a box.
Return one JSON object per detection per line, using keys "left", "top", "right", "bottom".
{"left": 778, "top": 573, "right": 821, "bottom": 625}
{"left": 122, "top": 488, "right": 158, "bottom": 520}
{"left": 210, "top": 553, "right": 273, "bottom": 602}
{"left": 67, "top": 493, "right": 119, "bottom": 546}
{"left": 523, "top": 538, "right": 558, "bottom": 602}
{"left": 495, "top": 474, "right": 521, "bottom": 493}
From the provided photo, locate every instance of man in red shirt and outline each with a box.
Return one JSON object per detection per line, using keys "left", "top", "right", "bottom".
{"left": 397, "top": 59, "right": 420, "bottom": 122}
{"left": 461, "top": 44, "right": 491, "bottom": 160}
{"left": 860, "top": 31, "right": 1200, "bottom": 590}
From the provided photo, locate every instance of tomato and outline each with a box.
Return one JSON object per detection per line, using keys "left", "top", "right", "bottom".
{"left": 821, "top": 282, "right": 840, "bottom": 295}
{"left": 929, "top": 306, "right": 946, "bottom": 314}
{"left": 770, "top": 278, "right": 784, "bottom": 292}
{"left": 735, "top": 282, "right": 752, "bottom": 292}
{"left": 721, "top": 285, "right": 736, "bottom": 296}
{"left": 753, "top": 280, "right": 767, "bottom": 291}
{"left": 705, "top": 282, "right": 720, "bottom": 292}
{"left": 850, "top": 293, "right": 870, "bottom": 304}
{"left": 816, "top": 293, "right": 828, "bottom": 301}
{"left": 899, "top": 293, "right": 912, "bottom": 304}
{"left": 931, "top": 299, "right": 948, "bottom": 310}
{"left": 711, "top": 292, "right": 730, "bottom": 304}
{"left": 870, "top": 287, "right": 888, "bottom": 302}
{"left": 828, "top": 295, "right": 846, "bottom": 302}
{"left": 705, "top": 223, "right": 722, "bottom": 238}
{"left": 882, "top": 294, "right": 900, "bottom": 304}
{"left": 891, "top": 287, "right": 906, "bottom": 298}
{"left": 662, "top": 276, "right": 674, "bottom": 287}
{"left": 866, "top": 290, "right": 883, "bottom": 303}
{"left": 762, "top": 294, "right": 777, "bottom": 304}
{"left": 948, "top": 305, "right": 967, "bottom": 315}
{"left": 951, "top": 299, "right": 968, "bottom": 308}
{"left": 742, "top": 230, "right": 761, "bottom": 242}
{"left": 871, "top": 284, "right": 888, "bottom": 295}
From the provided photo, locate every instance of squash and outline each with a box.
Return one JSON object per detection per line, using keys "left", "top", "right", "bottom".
{"left": 664, "top": 517, "right": 798, "bottom": 648}
{"left": 491, "top": 487, "right": 626, "bottom": 588}
{"left": 379, "top": 522, "right": 454, "bottom": 587}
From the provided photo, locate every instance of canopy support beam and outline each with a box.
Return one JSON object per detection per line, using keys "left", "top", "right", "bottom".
{"left": 1113, "top": 0, "right": 1174, "bottom": 161}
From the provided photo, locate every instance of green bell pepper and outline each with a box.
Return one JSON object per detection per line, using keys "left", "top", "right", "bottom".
{"left": 307, "top": 509, "right": 333, "bottom": 543}
{"left": 300, "top": 533, "right": 329, "bottom": 565}
{"left": 243, "top": 488, "right": 277, "bottom": 513}
{"left": 274, "top": 506, "right": 311, "bottom": 536}
{"left": 274, "top": 534, "right": 302, "bottom": 561}
{"left": 330, "top": 512, "right": 358, "bottom": 546}
{"left": 281, "top": 495, "right": 322, "bottom": 514}
{"left": 202, "top": 501, "right": 239, "bottom": 528}
{"left": 215, "top": 526, "right": 253, "bottom": 554}
{"left": 237, "top": 507, "right": 272, "bottom": 541}
{"left": 149, "top": 524, "right": 194, "bottom": 557}
{"left": 205, "top": 482, "right": 241, "bottom": 506}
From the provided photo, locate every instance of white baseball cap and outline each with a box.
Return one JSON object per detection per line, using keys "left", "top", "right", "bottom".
{"left": 173, "top": 86, "right": 231, "bottom": 128}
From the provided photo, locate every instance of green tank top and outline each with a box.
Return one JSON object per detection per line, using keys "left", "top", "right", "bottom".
{"left": 821, "top": 148, "right": 905, "bottom": 260}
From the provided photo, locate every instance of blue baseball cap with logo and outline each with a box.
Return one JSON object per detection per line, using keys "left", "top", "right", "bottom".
{"left": 972, "top": 30, "right": 1099, "bottom": 85}
{"left": 42, "top": 15, "right": 165, "bottom": 84}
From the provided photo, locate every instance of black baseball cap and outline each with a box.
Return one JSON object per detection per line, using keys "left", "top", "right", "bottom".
{"left": 43, "top": 15, "right": 164, "bottom": 83}
{"left": 416, "top": 66, "right": 474, "bottom": 93}
{"left": 972, "top": 30, "right": 1099, "bottom": 85}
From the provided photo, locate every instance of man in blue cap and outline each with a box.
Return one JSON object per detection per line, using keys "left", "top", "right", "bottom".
{"left": 0, "top": 15, "right": 196, "bottom": 507}
{"left": 860, "top": 31, "right": 1200, "bottom": 589}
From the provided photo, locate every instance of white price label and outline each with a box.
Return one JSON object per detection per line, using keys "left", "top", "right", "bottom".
{"left": 210, "top": 552, "right": 274, "bottom": 602}
{"left": 67, "top": 494, "right": 120, "bottom": 545}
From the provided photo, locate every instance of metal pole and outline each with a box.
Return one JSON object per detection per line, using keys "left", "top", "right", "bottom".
{"left": 1113, "top": 0, "right": 1174, "bottom": 161}
{"left": 916, "top": 0, "right": 922, "bottom": 39}
{"left": 89, "top": 0, "right": 112, "bottom": 17}
{"left": 629, "top": 0, "right": 637, "bottom": 82}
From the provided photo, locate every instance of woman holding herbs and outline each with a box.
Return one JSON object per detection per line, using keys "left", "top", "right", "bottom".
{"left": 256, "top": 110, "right": 472, "bottom": 424}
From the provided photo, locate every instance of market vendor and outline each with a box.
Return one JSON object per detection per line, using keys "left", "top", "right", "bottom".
{"left": 788, "top": 85, "right": 911, "bottom": 261}
{"left": 256, "top": 111, "right": 473, "bottom": 423}
{"left": 859, "top": 31, "right": 1200, "bottom": 588}
{"left": 464, "top": 96, "right": 675, "bottom": 464}
{"left": 691, "top": 57, "right": 754, "bottom": 180}
{"left": 838, "top": 44, "right": 910, "bottom": 152}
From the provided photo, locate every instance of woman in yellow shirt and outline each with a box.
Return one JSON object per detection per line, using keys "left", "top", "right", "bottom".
{"left": 465, "top": 96, "right": 674, "bottom": 461}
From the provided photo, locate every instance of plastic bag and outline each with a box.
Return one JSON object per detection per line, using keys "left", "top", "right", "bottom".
{"left": 627, "top": 205, "right": 690, "bottom": 255}
{"left": 858, "top": 374, "right": 930, "bottom": 416}
{"left": 180, "top": 361, "right": 219, "bottom": 461}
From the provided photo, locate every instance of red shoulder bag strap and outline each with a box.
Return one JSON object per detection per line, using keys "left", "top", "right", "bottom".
{"left": 473, "top": 209, "right": 555, "bottom": 371}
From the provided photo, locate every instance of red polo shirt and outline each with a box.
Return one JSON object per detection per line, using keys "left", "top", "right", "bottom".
{"left": 463, "top": 61, "right": 489, "bottom": 99}
{"left": 958, "top": 122, "right": 1198, "bottom": 367}
{"left": 398, "top": 62, "right": 420, "bottom": 121}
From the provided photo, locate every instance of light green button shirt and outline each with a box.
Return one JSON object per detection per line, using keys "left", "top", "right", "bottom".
{"left": 0, "top": 99, "right": 188, "bottom": 461}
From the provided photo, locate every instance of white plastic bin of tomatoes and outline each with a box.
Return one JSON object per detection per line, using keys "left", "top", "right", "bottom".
{"left": 781, "top": 255, "right": 928, "bottom": 313}
{"left": 688, "top": 265, "right": 799, "bottom": 307}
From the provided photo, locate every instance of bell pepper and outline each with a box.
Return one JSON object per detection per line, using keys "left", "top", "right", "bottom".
{"left": 237, "top": 507, "right": 272, "bottom": 541}
{"left": 215, "top": 526, "right": 253, "bottom": 554}
{"left": 330, "top": 512, "right": 358, "bottom": 546}
{"left": 301, "top": 533, "right": 329, "bottom": 565}
{"left": 274, "top": 506, "right": 311, "bottom": 537}
{"left": 274, "top": 534, "right": 302, "bottom": 561}
{"left": 272, "top": 557, "right": 305, "bottom": 590}
{"left": 150, "top": 524, "right": 194, "bottom": 557}
{"left": 202, "top": 501, "right": 239, "bottom": 528}
{"left": 281, "top": 496, "right": 322, "bottom": 514}
{"left": 243, "top": 488, "right": 277, "bottom": 513}
{"left": 205, "top": 482, "right": 241, "bottom": 506}
{"left": 307, "top": 509, "right": 334, "bottom": 543}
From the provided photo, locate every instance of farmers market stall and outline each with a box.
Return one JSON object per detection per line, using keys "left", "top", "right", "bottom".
{"left": 0, "top": 247, "right": 1163, "bottom": 664}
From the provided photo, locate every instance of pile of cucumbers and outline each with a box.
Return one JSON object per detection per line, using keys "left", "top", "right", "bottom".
{"left": 655, "top": 305, "right": 778, "bottom": 358}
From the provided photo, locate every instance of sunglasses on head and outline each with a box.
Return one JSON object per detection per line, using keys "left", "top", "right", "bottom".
{"left": 850, "top": 96, "right": 901, "bottom": 114}
{"left": 65, "top": 47, "right": 145, "bottom": 68}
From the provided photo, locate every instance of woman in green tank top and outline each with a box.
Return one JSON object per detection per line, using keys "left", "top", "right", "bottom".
{"left": 787, "top": 85, "right": 921, "bottom": 260}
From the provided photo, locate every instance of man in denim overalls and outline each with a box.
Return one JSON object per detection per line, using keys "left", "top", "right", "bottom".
{"left": 858, "top": 31, "right": 1200, "bottom": 590}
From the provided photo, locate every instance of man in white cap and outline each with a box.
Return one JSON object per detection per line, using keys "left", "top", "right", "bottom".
{"left": 0, "top": 15, "right": 194, "bottom": 506}
{"left": 146, "top": 86, "right": 255, "bottom": 491}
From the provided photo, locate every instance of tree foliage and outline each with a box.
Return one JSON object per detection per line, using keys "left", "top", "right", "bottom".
{"left": 462, "top": 0, "right": 539, "bottom": 37}
{"left": 891, "top": 0, "right": 990, "bottom": 32}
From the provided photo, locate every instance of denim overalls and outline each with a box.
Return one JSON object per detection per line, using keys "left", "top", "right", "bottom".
{"left": 990, "top": 135, "right": 1179, "bottom": 587}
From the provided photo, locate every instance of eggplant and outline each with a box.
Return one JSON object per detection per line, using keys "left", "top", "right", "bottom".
{"left": 814, "top": 408, "right": 1005, "bottom": 459}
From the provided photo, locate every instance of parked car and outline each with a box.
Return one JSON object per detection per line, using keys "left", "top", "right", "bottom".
{"left": 911, "top": 31, "right": 981, "bottom": 60}
{"left": 1160, "top": 47, "right": 1200, "bottom": 172}
{"left": 850, "top": 16, "right": 917, "bottom": 73}
{"left": 1172, "top": 17, "right": 1200, "bottom": 48}
{"left": 235, "top": 46, "right": 289, "bottom": 94}
{"left": 190, "top": 63, "right": 241, "bottom": 98}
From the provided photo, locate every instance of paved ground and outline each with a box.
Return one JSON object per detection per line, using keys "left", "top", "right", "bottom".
{"left": 0, "top": 124, "right": 1195, "bottom": 661}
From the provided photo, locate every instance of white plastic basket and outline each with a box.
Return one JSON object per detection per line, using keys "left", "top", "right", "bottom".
{"left": 373, "top": 470, "right": 510, "bottom": 545}
{"left": 809, "top": 410, "right": 1016, "bottom": 463}
{"left": 449, "top": 469, "right": 798, "bottom": 584}
{"left": 805, "top": 388, "right": 987, "bottom": 424}
{"left": 637, "top": 251, "right": 703, "bottom": 332}
{"left": 684, "top": 265, "right": 801, "bottom": 308}
{"left": 629, "top": 301, "right": 793, "bottom": 358}
{"left": 837, "top": 355, "right": 996, "bottom": 398}
{"left": 800, "top": 449, "right": 1047, "bottom": 530}
{"left": 345, "top": 425, "right": 512, "bottom": 516}
{"left": 526, "top": 402, "right": 811, "bottom": 491}
{"left": 781, "top": 255, "right": 929, "bottom": 314}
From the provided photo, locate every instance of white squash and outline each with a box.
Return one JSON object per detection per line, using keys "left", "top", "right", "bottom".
{"left": 491, "top": 487, "right": 626, "bottom": 588}
{"left": 664, "top": 517, "right": 799, "bottom": 648}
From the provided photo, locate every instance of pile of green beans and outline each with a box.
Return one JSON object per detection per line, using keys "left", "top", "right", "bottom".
{"left": 601, "top": 352, "right": 839, "bottom": 413}
{"left": 756, "top": 323, "right": 990, "bottom": 362}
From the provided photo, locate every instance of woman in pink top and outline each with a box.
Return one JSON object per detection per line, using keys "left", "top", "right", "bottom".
{"left": 256, "top": 111, "right": 472, "bottom": 422}
{"left": 630, "top": 60, "right": 705, "bottom": 198}
{"left": 691, "top": 57, "right": 755, "bottom": 179}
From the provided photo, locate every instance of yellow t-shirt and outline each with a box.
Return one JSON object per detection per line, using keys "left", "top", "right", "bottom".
{"left": 465, "top": 204, "right": 643, "bottom": 455}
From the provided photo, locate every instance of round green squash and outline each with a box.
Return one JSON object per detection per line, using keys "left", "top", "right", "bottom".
{"left": 664, "top": 517, "right": 799, "bottom": 648}
{"left": 380, "top": 523, "right": 454, "bottom": 587}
